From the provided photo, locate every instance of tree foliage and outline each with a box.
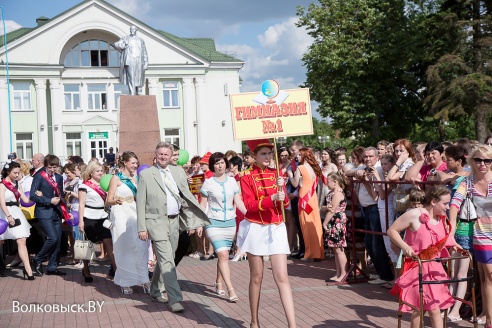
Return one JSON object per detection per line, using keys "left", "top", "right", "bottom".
{"left": 297, "top": 0, "right": 491, "bottom": 143}
{"left": 424, "top": 0, "right": 492, "bottom": 141}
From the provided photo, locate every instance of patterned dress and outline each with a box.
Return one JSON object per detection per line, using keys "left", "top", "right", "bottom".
{"left": 451, "top": 175, "right": 492, "bottom": 263}
{"left": 324, "top": 189, "right": 347, "bottom": 248}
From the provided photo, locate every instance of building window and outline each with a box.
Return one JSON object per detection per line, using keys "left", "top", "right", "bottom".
{"left": 114, "top": 84, "right": 129, "bottom": 110}
{"left": 162, "top": 81, "right": 179, "bottom": 108}
{"left": 88, "top": 131, "right": 109, "bottom": 160}
{"left": 164, "top": 128, "right": 180, "bottom": 147}
{"left": 12, "top": 82, "right": 32, "bottom": 110}
{"left": 15, "top": 133, "right": 33, "bottom": 160}
{"left": 66, "top": 133, "right": 82, "bottom": 157}
{"left": 64, "top": 39, "right": 120, "bottom": 67}
{"left": 64, "top": 84, "right": 81, "bottom": 110}
{"left": 87, "top": 84, "right": 107, "bottom": 110}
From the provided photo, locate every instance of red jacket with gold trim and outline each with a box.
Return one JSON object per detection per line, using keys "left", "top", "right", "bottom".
{"left": 240, "top": 164, "right": 289, "bottom": 225}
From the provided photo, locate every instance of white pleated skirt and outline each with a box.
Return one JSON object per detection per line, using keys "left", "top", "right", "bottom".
{"left": 237, "top": 219, "right": 290, "bottom": 256}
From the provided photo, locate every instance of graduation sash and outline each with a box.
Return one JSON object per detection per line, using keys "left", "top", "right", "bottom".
{"left": 115, "top": 172, "right": 137, "bottom": 197}
{"left": 2, "top": 180, "right": 20, "bottom": 202}
{"left": 40, "top": 171, "right": 70, "bottom": 220}
{"left": 83, "top": 180, "right": 107, "bottom": 203}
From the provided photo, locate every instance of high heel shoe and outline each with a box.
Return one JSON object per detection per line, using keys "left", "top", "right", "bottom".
{"left": 214, "top": 282, "right": 226, "bottom": 295}
{"left": 82, "top": 270, "right": 93, "bottom": 283}
{"left": 142, "top": 282, "right": 150, "bottom": 294}
{"left": 121, "top": 287, "right": 133, "bottom": 295}
{"left": 22, "top": 269, "right": 35, "bottom": 281}
{"left": 230, "top": 253, "right": 247, "bottom": 262}
{"left": 228, "top": 288, "right": 239, "bottom": 303}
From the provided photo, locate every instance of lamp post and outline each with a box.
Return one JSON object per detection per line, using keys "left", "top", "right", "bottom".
{"left": 277, "top": 137, "right": 287, "bottom": 146}
{"left": 318, "top": 135, "right": 330, "bottom": 148}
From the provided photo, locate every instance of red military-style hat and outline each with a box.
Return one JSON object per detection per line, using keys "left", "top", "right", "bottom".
{"left": 200, "top": 152, "right": 212, "bottom": 164}
{"left": 246, "top": 139, "right": 274, "bottom": 152}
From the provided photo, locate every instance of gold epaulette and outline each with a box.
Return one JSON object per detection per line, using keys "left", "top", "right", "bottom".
{"left": 239, "top": 168, "right": 252, "bottom": 177}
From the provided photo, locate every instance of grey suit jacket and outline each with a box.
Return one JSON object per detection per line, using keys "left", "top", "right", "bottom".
{"left": 136, "top": 165, "right": 209, "bottom": 241}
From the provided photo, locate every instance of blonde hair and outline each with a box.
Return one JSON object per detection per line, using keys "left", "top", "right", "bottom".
{"left": 327, "top": 171, "right": 348, "bottom": 191}
{"left": 19, "top": 161, "right": 31, "bottom": 176}
{"left": 467, "top": 144, "right": 492, "bottom": 174}
{"left": 82, "top": 161, "right": 102, "bottom": 180}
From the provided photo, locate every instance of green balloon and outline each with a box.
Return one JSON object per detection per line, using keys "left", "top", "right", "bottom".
{"left": 177, "top": 149, "right": 190, "bottom": 166}
{"left": 100, "top": 174, "right": 112, "bottom": 192}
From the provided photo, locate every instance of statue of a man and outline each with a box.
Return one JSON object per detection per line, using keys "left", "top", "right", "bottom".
{"left": 114, "top": 25, "right": 148, "bottom": 95}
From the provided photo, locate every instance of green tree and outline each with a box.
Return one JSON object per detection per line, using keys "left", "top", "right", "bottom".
{"left": 297, "top": 0, "right": 425, "bottom": 144}
{"left": 425, "top": 0, "right": 492, "bottom": 141}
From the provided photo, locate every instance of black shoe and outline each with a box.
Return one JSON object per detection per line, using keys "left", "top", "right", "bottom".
{"left": 82, "top": 270, "right": 93, "bottom": 283}
{"left": 46, "top": 269, "right": 67, "bottom": 276}
{"left": 23, "top": 269, "right": 35, "bottom": 281}
{"left": 0, "top": 267, "right": 10, "bottom": 277}
{"left": 293, "top": 253, "right": 304, "bottom": 259}
{"left": 32, "top": 261, "right": 43, "bottom": 276}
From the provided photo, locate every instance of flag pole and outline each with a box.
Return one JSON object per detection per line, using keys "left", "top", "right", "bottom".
{"left": 273, "top": 138, "right": 286, "bottom": 222}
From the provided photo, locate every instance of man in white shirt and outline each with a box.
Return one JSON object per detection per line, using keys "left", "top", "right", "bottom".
{"left": 137, "top": 142, "right": 209, "bottom": 312}
{"left": 354, "top": 147, "right": 393, "bottom": 284}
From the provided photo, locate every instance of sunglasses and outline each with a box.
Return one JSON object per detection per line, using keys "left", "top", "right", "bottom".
{"left": 473, "top": 158, "right": 492, "bottom": 165}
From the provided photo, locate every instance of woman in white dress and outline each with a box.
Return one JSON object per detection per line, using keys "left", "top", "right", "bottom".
{"left": 107, "top": 151, "right": 150, "bottom": 295}
{"left": 0, "top": 161, "right": 34, "bottom": 280}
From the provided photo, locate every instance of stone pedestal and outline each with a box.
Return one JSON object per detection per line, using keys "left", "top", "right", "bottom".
{"left": 119, "top": 95, "right": 160, "bottom": 165}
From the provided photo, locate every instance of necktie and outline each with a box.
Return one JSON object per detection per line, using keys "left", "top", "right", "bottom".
{"left": 161, "top": 169, "right": 182, "bottom": 203}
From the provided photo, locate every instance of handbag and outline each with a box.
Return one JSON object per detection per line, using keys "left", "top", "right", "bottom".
{"left": 393, "top": 184, "right": 410, "bottom": 212}
{"left": 459, "top": 176, "right": 477, "bottom": 221}
{"left": 74, "top": 232, "right": 95, "bottom": 261}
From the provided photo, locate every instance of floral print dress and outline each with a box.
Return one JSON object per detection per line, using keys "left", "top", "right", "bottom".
{"left": 325, "top": 189, "right": 347, "bottom": 248}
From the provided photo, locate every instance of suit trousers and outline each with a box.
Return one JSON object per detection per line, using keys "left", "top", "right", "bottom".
{"left": 150, "top": 216, "right": 182, "bottom": 304}
{"left": 34, "top": 214, "right": 62, "bottom": 271}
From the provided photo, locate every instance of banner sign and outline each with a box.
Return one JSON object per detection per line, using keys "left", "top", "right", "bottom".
{"left": 189, "top": 174, "right": 205, "bottom": 195}
{"left": 229, "top": 81, "right": 313, "bottom": 141}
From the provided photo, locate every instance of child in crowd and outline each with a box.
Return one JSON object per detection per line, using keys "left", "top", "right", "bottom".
{"left": 322, "top": 172, "right": 348, "bottom": 282}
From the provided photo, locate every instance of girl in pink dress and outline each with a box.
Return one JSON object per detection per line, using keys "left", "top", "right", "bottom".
{"left": 387, "top": 185, "right": 456, "bottom": 328}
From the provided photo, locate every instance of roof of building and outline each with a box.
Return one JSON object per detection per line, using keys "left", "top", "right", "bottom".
{"left": 0, "top": 0, "right": 243, "bottom": 64}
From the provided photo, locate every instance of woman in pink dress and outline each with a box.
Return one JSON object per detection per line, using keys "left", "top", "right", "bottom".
{"left": 387, "top": 185, "right": 455, "bottom": 328}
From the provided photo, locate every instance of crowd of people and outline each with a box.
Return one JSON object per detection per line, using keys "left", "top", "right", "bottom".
{"left": 0, "top": 135, "right": 491, "bottom": 328}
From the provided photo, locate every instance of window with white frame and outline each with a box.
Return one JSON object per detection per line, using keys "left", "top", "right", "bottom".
{"left": 65, "top": 133, "right": 82, "bottom": 157}
{"left": 87, "top": 84, "right": 107, "bottom": 110}
{"left": 15, "top": 133, "right": 33, "bottom": 160}
{"left": 164, "top": 128, "right": 180, "bottom": 147}
{"left": 64, "top": 39, "right": 120, "bottom": 67}
{"left": 114, "top": 83, "right": 129, "bottom": 110}
{"left": 13, "top": 82, "right": 32, "bottom": 110}
{"left": 64, "top": 84, "right": 81, "bottom": 110}
{"left": 162, "top": 81, "right": 179, "bottom": 108}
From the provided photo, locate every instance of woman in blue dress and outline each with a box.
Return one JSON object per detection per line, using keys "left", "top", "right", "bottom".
{"left": 200, "top": 152, "right": 247, "bottom": 303}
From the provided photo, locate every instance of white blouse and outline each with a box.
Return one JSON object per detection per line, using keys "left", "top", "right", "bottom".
{"left": 200, "top": 176, "right": 239, "bottom": 221}
{"left": 79, "top": 183, "right": 108, "bottom": 220}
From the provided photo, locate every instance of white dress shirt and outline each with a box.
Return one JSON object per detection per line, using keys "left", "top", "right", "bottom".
{"left": 157, "top": 165, "right": 180, "bottom": 216}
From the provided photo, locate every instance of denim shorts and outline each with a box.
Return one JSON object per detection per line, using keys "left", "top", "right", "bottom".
{"left": 455, "top": 234, "right": 473, "bottom": 252}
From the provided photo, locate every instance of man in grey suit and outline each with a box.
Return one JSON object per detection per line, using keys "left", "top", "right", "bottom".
{"left": 137, "top": 142, "right": 209, "bottom": 312}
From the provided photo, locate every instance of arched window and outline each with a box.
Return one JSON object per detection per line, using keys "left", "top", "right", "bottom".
{"left": 64, "top": 39, "right": 120, "bottom": 67}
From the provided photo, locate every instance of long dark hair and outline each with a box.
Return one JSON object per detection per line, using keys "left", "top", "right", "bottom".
{"left": 299, "top": 148, "right": 322, "bottom": 177}
{"left": 1, "top": 162, "right": 20, "bottom": 179}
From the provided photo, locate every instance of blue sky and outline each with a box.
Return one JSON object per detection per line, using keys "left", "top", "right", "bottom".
{"left": 1, "top": 0, "right": 320, "bottom": 117}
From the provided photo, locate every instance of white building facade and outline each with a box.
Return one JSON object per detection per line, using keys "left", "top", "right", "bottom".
{"left": 0, "top": 0, "right": 243, "bottom": 163}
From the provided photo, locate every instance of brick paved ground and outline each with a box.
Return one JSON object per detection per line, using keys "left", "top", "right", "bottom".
{"left": 0, "top": 254, "right": 476, "bottom": 328}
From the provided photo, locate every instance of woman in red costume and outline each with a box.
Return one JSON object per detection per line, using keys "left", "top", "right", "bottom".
{"left": 237, "top": 139, "right": 296, "bottom": 328}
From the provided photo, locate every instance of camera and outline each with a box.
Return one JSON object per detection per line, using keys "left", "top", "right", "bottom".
{"left": 7, "top": 152, "right": 16, "bottom": 160}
